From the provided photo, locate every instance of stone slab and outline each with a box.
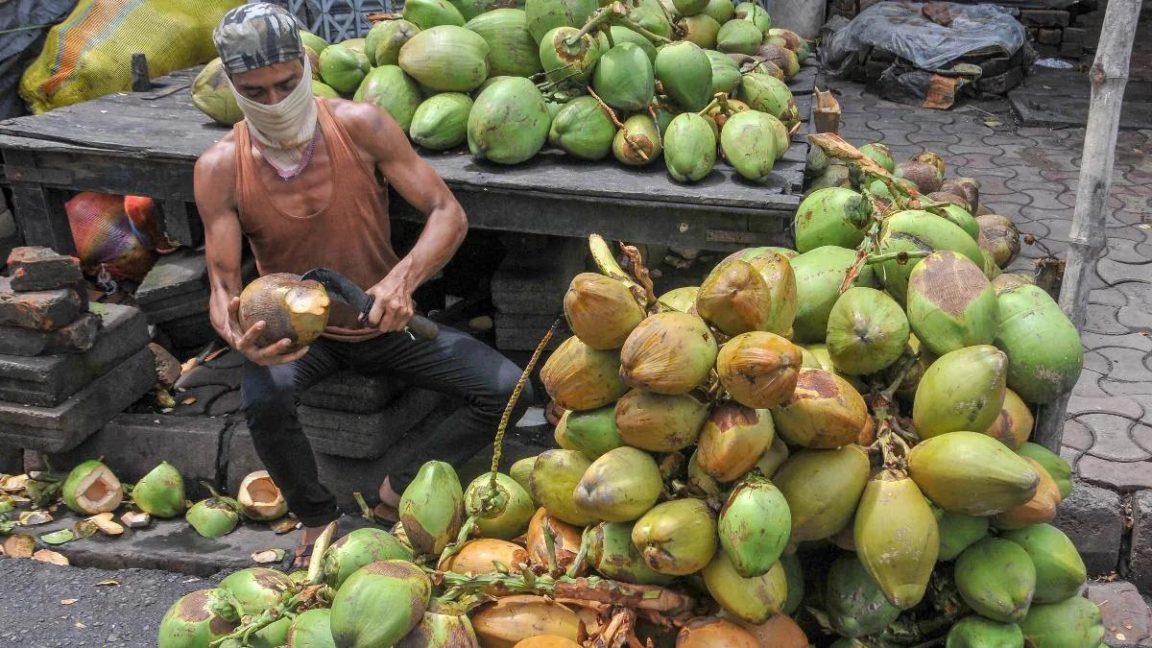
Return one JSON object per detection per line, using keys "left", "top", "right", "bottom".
{"left": 491, "top": 237, "right": 586, "bottom": 314}
{"left": 1019, "top": 8, "right": 1070, "bottom": 27}
{"left": 1010, "top": 92, "right": 1152, "bottom": 130}
{"left": 1077, "top": 455, "right": 1152, "bottom": 492}
{"left": 5, "top": 247, "right": 82, "bottom": 291}
{"left": 299, "top": 371, "right": 408, "bottom": 414}
{"left": 135, "top": 250, "right": 207, "bottom": 306}
{"left": 0, "top": 277, "right": 84, "bottom": 331}
{"left": 1086, "top": 582, "right": 1152, "bottom": 647}
{"left": 0, "top": 313, "right": 100, "bottom": 357}
{"left": 0, "top": 347, "right": 155, "bottom": 453}
{"left": 1129, "top": 490, "right": 1152, "bottom": 594}
{"left": 46, "top": 413, "right": 227, "bottom": 501}
{"left": 0, "top": 304, "right": 148, "bottom": 407}
{"left": 142, "top": 294, "right": 210, "bottom": 326}
{"left": 1052, "top": 481, "right": 1124, "bottom": 576}
{"left": 299, "top": 387, "right": 446, "bottom": 459}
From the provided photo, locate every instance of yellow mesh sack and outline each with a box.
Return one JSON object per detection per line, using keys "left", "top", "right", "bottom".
{"left": 19, "top": 0, "right": 244, "bottom": 114}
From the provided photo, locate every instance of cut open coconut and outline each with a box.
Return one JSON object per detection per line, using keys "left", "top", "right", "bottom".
{"left": 237, "top": 471, "right": 288, "bottom": 522}
{"left": 61, "top": 460, "right": 123, "bottom": 515}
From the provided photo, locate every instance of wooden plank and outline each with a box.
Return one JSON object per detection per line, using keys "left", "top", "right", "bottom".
{"left": 157, "top": 200, "right": 197, "bottom": 248}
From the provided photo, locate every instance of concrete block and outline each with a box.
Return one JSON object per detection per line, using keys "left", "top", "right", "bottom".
{"left": 300, "top": 387, "right": 446, "bottom": 458}
{"left": 142, "top": 294, "right": 210, "bottom": 326}
{"left": 1129, "top": 490, "right": 1152, "bottom": 594}
{"left": 1086, "top": 581, "right": 1152, "bottom": 646}
{"left": 491, "top": 237, "right": 585, "bottom": 314}
{"left": 0, "top": 447, "right": 21, "bottom": 473}
{"left": 977, "top": 67, "right": 1025, "bottom": 95}
{"left": 1063, "top": 27, "right": 1086, "bottom": 44}
{"left": 1060, "top": 41, "right": 1084, "bottom": 59}
{"left": 0, "top": 304, "right": 148, "bottom": 407}
{"left": 1052, "top": 481, "right": 1124, "bottom": 576}
{"left": 46, "top": 413, "right": 227, "bottom": 500}
{"left": 0, "top": 277, "right": 83, "bottom": 331}
{"left": 0, "top": 347, "right": 156, "bottom": 453}
{"left": 6, "top": 247, "right": 82, "bottom": 291}
{"left": 1037, "top": 28, "right": 1062, "bottom": 45}
{"left": 0, "top": 313, "right": 101, "bottom": 356}
{"left": 1019, "top": 9, "right": 1070, "bottom": 27}
{"left": 135, "top": 250, "right": 208, "bottom": 306}
{"left": 300, "top": 371, "right": 408, "bottom": 414}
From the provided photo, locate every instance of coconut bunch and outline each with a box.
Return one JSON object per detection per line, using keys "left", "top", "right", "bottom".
{"left": 188, "top": 0, "right": 809, "bottom": 186}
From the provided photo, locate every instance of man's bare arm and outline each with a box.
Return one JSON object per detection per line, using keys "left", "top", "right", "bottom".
{"left": 195, "top": 142, "right": 307, "bottom": 365}
{"left": 338, "top": 101, "right": 468, "bottom": 332}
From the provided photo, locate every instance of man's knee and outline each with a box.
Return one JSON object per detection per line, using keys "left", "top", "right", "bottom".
{"left": 241, "top": 375, "right": 297, "bottom": 423}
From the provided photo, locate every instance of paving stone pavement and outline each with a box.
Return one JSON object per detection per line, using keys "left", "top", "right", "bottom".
{"left": 826, "top": 75, "right": 1152, "bottom": 598}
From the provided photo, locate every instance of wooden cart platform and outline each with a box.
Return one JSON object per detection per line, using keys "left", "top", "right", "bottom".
{"left": 0, "top": 63, "right": 816, "bottom": 254}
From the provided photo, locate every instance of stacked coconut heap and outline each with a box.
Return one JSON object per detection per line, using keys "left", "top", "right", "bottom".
{"left": 152, "top": 138, "right": 1101, "bottom": 647}
{"left": 191, "top": 0, "right": 808, "bottom": 184}
{"left": 0, "top": 461, "right": 292, "bottom": 563}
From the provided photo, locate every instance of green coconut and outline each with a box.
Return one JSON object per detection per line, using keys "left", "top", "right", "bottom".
{"left": 317, "top": 43, "right": 369, "bottom": 95}
{"left": 157, "top": 589, "right": 240, "bottom": 648}
{"left": 409, "top": 92, "right": 473, "bottom": 150}
{"left": 702, "top": 550, "right": 788, "bottom": 624}
{"left": 1020, "top": 596, "right": 1105, "bottom": 648}
{"left": 719, "top": 110, "right": 778, "bottom": 182}
{"left": 592, "top": 43, "right": 655, "bottom": 112}
{"left": 939, "top": 204, "right": 981, "bottom": 241}
{"left": 718, "top": 474, "right": 791, "bottom": 578}
{"left": 319, "top": 527, "right": 414, "bottom": 589}
{"left": 465, "top": 9, "right": 542, "bottom": 77}
{"left": 574, "top": 446, "right": 663, "bottom": 523}
{"left": 716, "top": 19, "right": 762, "bottom": 55}
{"left": 825, "top": 554, "right": 902, "bottom": 638}
{"left": 612, "top": 114, "right": 663, "bottom": 166}
{"left": 1000, "top": 524, "right": 1086, "bottom": 604}
{"left": 826, "top": 286, "right": 910, "bottom": 375}
{"left": 399, "top": 25, "right": 489, "bottom": 92}
{"left": 774, "top": 446, "right": 870, "bottom": 542}
{"left": 678, "top": 14, "right": 722, "bottom": 49}
{"left": 955, "top": 538, "right": 1036, "bottom": 624}
{"left": 946, "top": 617, "right": 1024, "bottom": 648}
{"left": 366, "top": 20, "right": 420, "bottom": 66}
{"left": 906, "top": 250, "right": 999, "bottom": 356}
{"left": 467, "top": 76, "right": 550, "bottom": 164}
{"left": 399, "top": 461, "right": 465, "bottom": 555}
{"left": 664, "top": 112, "right": 717, "bottom": 183}
{"left": 588, "top": 521, "right": 674, "bottom": 585}
{"left": 548, "top": 96, "right": 617, "bottom": 160}
{"left": 132, "top": 461, "right": 186, "bottom": 518}
{"left": 1017, "top": 443, "right": 1073, "bottom": 498}
{"left": 525, "top": 0, "right": 598, "bottom": 42}
{"left": 876, "top": 210, "right": 986, "bottom": 304}
{"left": 608, "top": 26, "right": 657, "bottom": 63}
{"left": 353, "top": 65, "right": 423, "bottom": 133}
{"left": 702, "top": 0, "right": 735, "bottom": 24}
{"left": 632, "top": 498, "right": 718, "bottom": 576}
{"left": 673, "top": 0, "right": 709, "bottom": 16}
{"left": 186, "top": 497, "right": 240, "bottom": 539}
{"left": 631, "top": 0, "right": 674, "bottom": 39}
{"left": 937, "top": 510, "right": 990, "bottom": 561}
{"left": 655, "top": 41, "right": 713, "bottom": 111}
{"left": 859, "top": 142, "right": 895, "bottom": 172}
{"left": 62, "top": 460, "right": 123, "bottom": 515}
{"left": 908, "top": 431, "right": 1040, "bottom": 516}
{"left": 913, "top": 345, "right": 1008, "bottom": 439}
{"left": 706, "top": 49, "right": 741, "bottom": 96}
{"left": 739, "top": 72, "right": 797, "bottom": 123}
{"left": 734, "top": 1, "right": 771, "bottom": 30}
{"left": 530, "top": 449, "right": 596, "bottom": 526}
{"left": 299, "top": 31, "right": 329, "bottom": 55}
{"left": 311, "top": 80, "right": 340, "bottom": 98}
{"left": 790, "top": 245, "right": 876, "bottom": 343}
{"left": 330, "top": 560, "right": 431, "bottom": 647}
{"left": 559, "top": 405, "right": 624, "bottom": 459}
{"left": 219, "top": 568, "right": 292, "bottom": 617}
{"left": 402, "top": 0, "right": 467, "bottom": 29}
{"left": 191, "top": 58, "right": 243, "bottom": 126}
{"left": 793, "top": 187, "right": 873, "bottom": 252}
{"left": 539, "top": 26, "right": 603, "bottom": 84}
{"left": 464, "top": 472, "right": 536, "bottom": 540}
{"left": 286, "top": 608, "right": 335, "bottom": 648}
{"left": 994, "top": 283, "right": 1084, "bottom": 404}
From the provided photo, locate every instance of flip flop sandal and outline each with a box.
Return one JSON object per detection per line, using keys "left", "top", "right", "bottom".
{"left": 283, "top": 539, "right": 315, "bottom": 572}
{"left": 372, "top": 502, "right": 400, "bottom": 526}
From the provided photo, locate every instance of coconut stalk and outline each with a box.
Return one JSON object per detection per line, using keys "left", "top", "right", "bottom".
{"left": 436, "top": 571, "right": 696, "bottom": 615}
{"left": 1033, "top": 0, "right": 1141, "bottom": 452}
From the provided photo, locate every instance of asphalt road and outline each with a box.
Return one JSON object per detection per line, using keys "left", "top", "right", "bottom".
{"left": 0, "top": 558, "right": 222, "bottom": 648}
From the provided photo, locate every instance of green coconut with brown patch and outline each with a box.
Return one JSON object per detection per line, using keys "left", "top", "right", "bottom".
{"left": 218, "top": 568, "right": 292, "bottom": 618}
{"left": 613, "top": 114, "right": 663, "bottom": 166}
{"left": 588, "top": 521, "right": 674, "bottom": 585}
{"left": 614, "top": 389, "right": 711, "bottom": 452}
{"left": 717, "top": 473, "right": 791, "bottom": 578}
{"left": 157, "top": 588, "right": 241, "bottom": 648}
{"left": 696, "top": 248, "right": 797, "bottom": 337}
{"left": 790, "top": 245, "right": 876, "bottom": 343}
{"left": 993, "top": 283, "right": 1084, "bottom": 404}
{"left": 875, "top": 210, "right": 986, "bottom": 304}
{"left": 771, "top": 368, "right": 870, "bottom": 449}
{"left": 319, "top": 527, "right": 414, "bottom": 588}
{"left": 330, "top": 560, "right": 432, "bottom": 647}
{"left": 906, "top": 250, "right": 999, "bottom": 356}
{"left": 574, "top": 446, "right": 663, "bottom": 522}
{"left": 826, "top": 286, "right": 910, "bottom": 376}
{"left": 793, "top": 187, "right": 872, "bottom": 253}
{"left": 399, "top": 461, "right": 465, "bottom": 555}
{"left": 538, "top": 25, "right": 603, "bottom": 83}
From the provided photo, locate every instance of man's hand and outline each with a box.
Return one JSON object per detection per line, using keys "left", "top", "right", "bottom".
{"left": 366, "top": 273, "right": 414, "bottom": 333}
{"left": 226, "top": 297, "right": 310, "bottom": 366}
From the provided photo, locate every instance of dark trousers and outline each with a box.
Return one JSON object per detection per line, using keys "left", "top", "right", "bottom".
{"left": 240, "top": 326, "right": 533, "bottom": 527}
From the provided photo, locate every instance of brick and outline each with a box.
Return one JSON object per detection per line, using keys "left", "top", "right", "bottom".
{"left": 1019, "top": 9, "right": 1070, "bottom": 27}
{"left": 0, "top": 313, "right": 100, "bottom": 356}
{"left": 135, "top": 250, "right": 208, "bottom": 306}
{"left": 1130, "top": 490, "right": 1152, "bottom": 594}
{"left": 1060, "top": 41, "right": 1084, "bottom": 59}
{"left": 299, "top": 371, "right": 408, "bottom": 414}
{"left": 299, "top": 387, "right": 447, "bottom": 459}
{"left": 1052, "top": 481, "right": 1123, "bottom": 575}
{"left": 1037, "top": 28, "right": 1062, "bottom": 45}
{"left": 6, "top": 247, "right": 82, "bottom": 292}
{"left": 1063, "top": 27, "right": 1086, "bottom": 44}
{"left": 0, "top": 347, "right": 155, "bottom": 453}
{"left": 46, "top": 413, "right": 227, "bottom": 500}
{"left": 0, "top": 304, "right": 148, "bottom": 407}
{"left": 0, "top": 277, "right": 84, "bottom": 331}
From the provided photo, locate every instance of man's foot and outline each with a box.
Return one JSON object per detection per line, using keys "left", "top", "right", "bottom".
{"left": 374, "top": 476, "right": 401, "bottom": 525}
{"left": 285, "top": 524, "right": 329, "bottom": 571}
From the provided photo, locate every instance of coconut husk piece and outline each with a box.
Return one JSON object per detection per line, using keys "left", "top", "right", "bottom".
{"left": 438, "top": 571, "right": 695, "bottom": 615}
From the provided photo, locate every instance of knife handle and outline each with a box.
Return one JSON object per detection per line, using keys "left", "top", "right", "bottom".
{"left": 356, "top": 296, "right": 439, "bottom": 340}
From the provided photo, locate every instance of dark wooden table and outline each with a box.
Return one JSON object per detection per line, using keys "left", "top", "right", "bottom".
{"left": 0, "top": 63, "right": 816, "bottom": 255}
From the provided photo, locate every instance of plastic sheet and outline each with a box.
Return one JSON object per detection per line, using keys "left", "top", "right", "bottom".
{"left": 0, "top": 0, "right": 77, "bottom": 119}
{"left": 822, "top": 1, "right": 1028, "bottom": 73}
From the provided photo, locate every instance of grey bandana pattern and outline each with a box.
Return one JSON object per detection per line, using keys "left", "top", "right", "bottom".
{"left": 213, "top": 3, "right": 305, "bottom": 75}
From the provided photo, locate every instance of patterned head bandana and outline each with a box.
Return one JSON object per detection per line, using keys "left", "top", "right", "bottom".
{"left": 213, "top": 3, "right": 305, "bottom": 75}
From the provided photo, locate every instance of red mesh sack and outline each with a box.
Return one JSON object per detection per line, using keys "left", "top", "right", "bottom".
{"left": 66, "top": 192, "right": 158, "bottom": 283}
